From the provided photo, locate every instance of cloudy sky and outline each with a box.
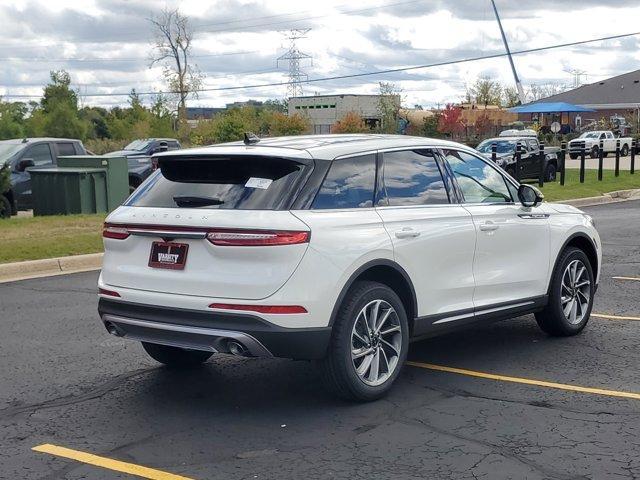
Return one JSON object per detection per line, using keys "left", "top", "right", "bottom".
{"left": 0, "top": 0, "right": 639, "bottom": 109}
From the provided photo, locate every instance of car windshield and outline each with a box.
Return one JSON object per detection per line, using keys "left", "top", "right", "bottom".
{"left": 0, "top": 143, "right": 25, "bottom": 164}
{"left": 124, "top": 139, "right": 152, "bottom": 151}
{"left": 477, "top": 140, "right": 516, "bottom": 154}
{"left": 580, "top": 132, "right": 599, "bottom": 139}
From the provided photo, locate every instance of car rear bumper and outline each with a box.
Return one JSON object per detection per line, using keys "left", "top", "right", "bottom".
{"left": 98, "top": 298, "right": 331, "bottom": 360}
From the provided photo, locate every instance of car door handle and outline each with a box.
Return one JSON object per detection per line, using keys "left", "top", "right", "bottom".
{"left": 395, "top": 228, "right": 420, "bottom": 239}
{"left": 479, "top": 221, "right": 499, "bottom": 232}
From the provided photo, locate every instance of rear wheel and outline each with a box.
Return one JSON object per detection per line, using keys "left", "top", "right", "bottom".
{"left": 590, "top": 146, "right": 599, "bottom": 158}
{"left": 142, "top": 342, "right": 213, "bottom": 367}
{"left": 535, "top": 247, "right": 594, "bottom": 336}
{"left": 318, "top": 281, "right": 409, "bottom": 401}
{"left": 622, "top": 144, "right": 629, "bottom": 156}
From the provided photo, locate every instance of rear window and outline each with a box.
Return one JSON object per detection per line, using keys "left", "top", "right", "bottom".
{"left": 57, "top": 143, "right": 76, "bottom": 156}
{"left": 126, "top": 156, "right": 307, "bottom": 210}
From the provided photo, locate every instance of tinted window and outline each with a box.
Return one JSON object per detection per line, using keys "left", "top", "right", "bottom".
{"left": 26, "top": 143, "right": 53, "bottom": 166}
{"left": 312, "top": 155, "right": 375, "bottom": 209}
{"left": 443, "top": 149, "right": 512, "bottom": 203}
{"left": 127, "top": 156, "right": 305, "bottom": 210}
{"left": 57, "top": 143, "right": 76, "bottom": 156}
{"left": 379, "top": 150, "right": 448, "bottom": 206}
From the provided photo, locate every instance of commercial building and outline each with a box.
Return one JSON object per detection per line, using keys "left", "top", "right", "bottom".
{"left": 288, "top": 94, "right": 400, "bottom": 134}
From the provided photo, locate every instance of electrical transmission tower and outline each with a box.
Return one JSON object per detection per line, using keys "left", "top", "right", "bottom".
{"left": 566, "top": 69, "right": 587, "bottom": 88}
{"left": 277, "top": 29, "right": 312, "bottom": 99}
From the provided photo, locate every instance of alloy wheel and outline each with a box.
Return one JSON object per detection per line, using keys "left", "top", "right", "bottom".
{"left": 561, "top": 259, "right": 591, "bottom": 325}
{"left": 350, "top": 299, "right": 402, "bottom": 387}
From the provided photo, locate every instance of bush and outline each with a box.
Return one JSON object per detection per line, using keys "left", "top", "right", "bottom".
{"left": 84, "top": 138, "right": 129, "bottom": 155}
{"left": 331, "top": 111, "right": 369, "bottom": 133}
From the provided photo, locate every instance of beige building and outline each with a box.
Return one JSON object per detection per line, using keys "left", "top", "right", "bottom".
{"left": 288, "top": 94, "right": 400, "bottom": 134}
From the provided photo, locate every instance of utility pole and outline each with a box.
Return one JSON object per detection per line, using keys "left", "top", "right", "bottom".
{"left": 490, "top": 0, "right": 526, "bottom": 104}
{"left": 277, "top": 29, "right": 312, "bottom": 99}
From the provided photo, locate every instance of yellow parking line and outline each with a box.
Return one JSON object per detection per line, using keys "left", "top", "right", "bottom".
{"left": 592, "top": 313, "right": 640, "bottom": 321}
{"left": 32, "top": 444, "right": 193, "bottom": 480}
{"left": 406, "top": 361, "right": 640, "bottom": 400}
{"left": 612, "top": 276, "right": 640, "bottom": 282}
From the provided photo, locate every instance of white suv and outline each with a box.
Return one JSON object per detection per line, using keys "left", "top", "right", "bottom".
{"left": 98, "top": 134, "right": 601, "bottom": 401}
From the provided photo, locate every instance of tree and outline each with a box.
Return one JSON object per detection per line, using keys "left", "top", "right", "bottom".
{"left": 150, "top": 8, "right": 203, "bottom": 123}
{"left": 465, "top": 76, "right": 502, "bottom": 107}
{"left": 267, "top": 112, "right": 310, "bottom": 136}
{"left": 437, "top": 104, "right": 464, "bottom": 137}
{"left": 474, "top": 113, "right": 494, "bottom": 136}
{"left": 502, "top": 86, "right": 520, "bottom": 108}
{"left": 527, "top": 82, "right": 569, "bottom": 102}
{"left": 0, "top": 100, "right": 27, "bottom": 139}
{"left": 418, "top": 113, "right": 441, "bottom": 138}
{"left": 377, "top": 82, "right": 402, "bottom": 133}
{"left": 332, "top": 111, "right": 369, "bottom": 133}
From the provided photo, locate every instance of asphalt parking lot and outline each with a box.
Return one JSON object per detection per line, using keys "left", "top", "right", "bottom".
{"left": 1, "top": 200, "right": 639, "bottom": 480}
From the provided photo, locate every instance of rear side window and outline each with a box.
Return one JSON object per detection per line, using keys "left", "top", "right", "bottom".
{"left": 56, "top": 143, "right": 76, "bottom": 156}
{"left": 311, "top": 154, "right": 376, "bottom": 209}
{"left": 379, "top": 150, "right": 449, "bottom": 206}
{"left": 126, "top": 156, "right": 306, "bottom": 210}
{"left": 26, "top": 143, "right": 53, "bottom": 166}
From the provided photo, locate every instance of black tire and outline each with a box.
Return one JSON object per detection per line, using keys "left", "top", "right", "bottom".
{"left": 535, "top": 247, "right": 594, "bottom": 337}
{"left": 0, "top": 195, "right": 10, "bottom": 219}
{"left": 545, "top": 163, "right": 557, "bottom": 182}
{"left": 603, "top": 152, "right": 609, "bottom": 158}
{"left": 590, "top": 146, "right": 599, "bottom": 159}
{"left": 142, "top": 342, "right": 213, "bottom": 367}
{"left": 621, "top": 144, "right": 629, "bottom": 157}
{"left": 318, "top": 281, "right": 409, "bottom": 402}
{"left": 505, "top": 166, "right": 516, "bottom": 179}
{"left": 569, "top": 153, "right": 578, "bottom": 160}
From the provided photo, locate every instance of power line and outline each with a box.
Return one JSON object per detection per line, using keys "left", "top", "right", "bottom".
{"left": 2, "top": 30, "right": 639, "bottom": 99}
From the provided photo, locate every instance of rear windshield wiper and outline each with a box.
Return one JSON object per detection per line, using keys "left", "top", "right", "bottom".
{"left": 173, "top": 196, "right": 225, "bottom": 207}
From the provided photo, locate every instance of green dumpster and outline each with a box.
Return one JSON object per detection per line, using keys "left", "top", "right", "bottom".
{"left": 29, "top": 167, "right": 108, "bottom": 216}
{"left": 29, "top": 155, "right": 130, "bottom": 216}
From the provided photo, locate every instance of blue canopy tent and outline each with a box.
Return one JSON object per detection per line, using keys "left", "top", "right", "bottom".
{"left": 508, "top": 102, "right": 595, "bottom": 113}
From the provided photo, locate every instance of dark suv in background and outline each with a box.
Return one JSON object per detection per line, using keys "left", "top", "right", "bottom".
{"left": 0, "top": 138, "right": 87, "bottom": 213}
{"left": 104, "top": 138, "right": 181, "bottom": 193}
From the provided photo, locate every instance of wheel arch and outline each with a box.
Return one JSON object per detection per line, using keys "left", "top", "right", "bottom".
{"left": 329, "top": 259, "right": 418, "bottom": 333}
{"left": 547, "top": 232, "right": 599, "bottom": 294}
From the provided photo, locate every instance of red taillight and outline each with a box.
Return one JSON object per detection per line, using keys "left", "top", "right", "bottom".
{"left": 99, "top": 288, "right": 121, "bottom": 297}
{"left": 103, "top": 223, "right": 130, "bottom": 240}
{"left": 206, "top": 229, "right": 309, "bottom": 246}
{"left": 209, "top": 303, "right": 307, "bottom": 314}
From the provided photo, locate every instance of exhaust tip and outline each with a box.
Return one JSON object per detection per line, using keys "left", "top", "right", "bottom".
{"left": 227, "top": 340, "right": 249, "bottom": 356}
{"left": 104, "top": 321, "right": 122, "bottom": 337}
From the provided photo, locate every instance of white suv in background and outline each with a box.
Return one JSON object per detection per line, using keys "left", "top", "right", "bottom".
{"left": 98, "top": 134, "right": 601, "bottom": 401}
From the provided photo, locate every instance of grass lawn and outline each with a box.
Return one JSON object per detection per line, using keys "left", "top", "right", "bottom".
{"left": 525, "top": 168, "right": 640, "bottom": 202}
{"left": 0, "top": 213, "right": 106, "bottom": 264}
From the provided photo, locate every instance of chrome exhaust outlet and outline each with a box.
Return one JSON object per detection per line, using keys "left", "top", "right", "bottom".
{"left": 227, "top": 340, "right": 249, "bottom": 356}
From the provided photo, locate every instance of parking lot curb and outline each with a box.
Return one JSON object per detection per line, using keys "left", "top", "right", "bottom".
{"left": 556, "top": 188, "right": 640, "bottom": 208}
{"left": 0, "top": 253, "right": 103, "bottom": 284}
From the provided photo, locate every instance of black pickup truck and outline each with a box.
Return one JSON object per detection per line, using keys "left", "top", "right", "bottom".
{"left": 476, "top": 136, "right": 560, "bottom": 182}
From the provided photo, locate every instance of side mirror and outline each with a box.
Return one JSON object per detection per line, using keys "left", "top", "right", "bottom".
{"left": 17, "top": 158, "right": 35, "bottom": 172}
{"left": 518, "top": 184, "right": 544, "bottom": 207}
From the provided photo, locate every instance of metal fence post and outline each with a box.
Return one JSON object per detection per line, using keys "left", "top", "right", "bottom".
{"left": 579, "top": 141, "right": 586, "bottom": 184}
{"left": 538, "top": 142, "right": 545, "bottom": 187}
{"left": 515, "top": 142, "right": 521, "bottom": 182}
{"left": 598, "top": 139, "right": 604, "bottom": 181}
{"left": 560, "top": 141, "right": 566, "bottom": 186}
{"left": 632, "top": 139, "right": 636, "bottom": 175}
{"left": 615, "top": 139, "right": 620, "bottom": 177}
{"left": 491, "top": 143, "right": 497, "bottom": 164}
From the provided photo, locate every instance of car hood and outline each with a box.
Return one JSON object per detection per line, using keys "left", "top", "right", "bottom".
{"left": 547, "top": 203, "right": 584, "bottom": 214}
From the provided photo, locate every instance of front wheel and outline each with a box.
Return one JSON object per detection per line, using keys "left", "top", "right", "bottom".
{"left": 142, "top": 342, "right": 213, "bottom": 367}
{"left": 318, "top": 281, "right": 409, "bottom": 401}
{"left": 535, "top": 247, "right": 594, "bottom": 336}
{"left": 545, "top": 163, "right": 557, "bottom": 182}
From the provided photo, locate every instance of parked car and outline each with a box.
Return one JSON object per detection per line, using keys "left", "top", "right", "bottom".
{"left": 568, "top": 131, "right": 632, "bottom": 159}
{"left": 98, "top": 134, "right": 601, "bottom": 401}
{"left": 104, "top": 138, "right": 181, "bottom": 193}
{"left": 476, "top": 135, "right": 560, "bottom": 181}
{"left": 0, "top": 138, "right": 87, "bottom": 213}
